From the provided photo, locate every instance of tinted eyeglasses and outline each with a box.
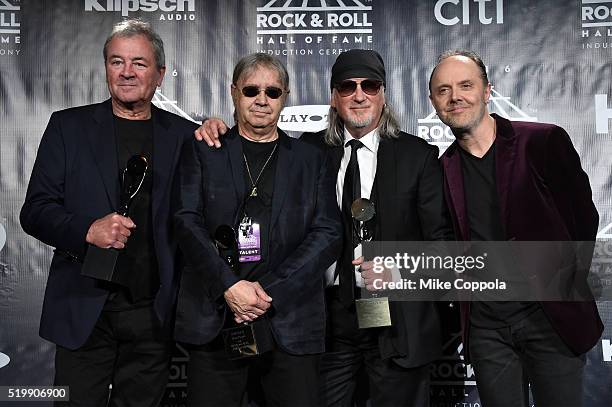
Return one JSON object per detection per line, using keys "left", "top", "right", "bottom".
{"left": 335, "top": 79, "right": 384, "bottom": 97}
{"left": 240, "top": 86, "right": 286, "bottom": 99}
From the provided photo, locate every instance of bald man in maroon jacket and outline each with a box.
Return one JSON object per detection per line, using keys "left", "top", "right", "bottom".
{"left": 429, "top": 50, "right": 603, "bottom": 407}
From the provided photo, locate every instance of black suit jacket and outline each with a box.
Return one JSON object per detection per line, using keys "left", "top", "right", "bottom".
{"left": 20, "top": 100, "right": 197, "bottom": 350}
{"left": 301, "top": 130, "right": 453, "bottom": 368}
{"left": 173, "top": 126, "right": 342, "bottom": 354}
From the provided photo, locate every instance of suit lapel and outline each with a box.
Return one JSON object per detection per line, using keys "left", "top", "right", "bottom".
{"left": 442, "top": 143, "right": 470, "bottom": 240}
{"left": 270, "top": 132, "right": 293, "bottom": 228}
{"left": 492, "top": 114, "right": 517, "bottom": 231}
{"left": 225, "top": 127, "right": 247, "bottom": 220}
{"left": 88, "top": 100, "right": 119, "bottom": 210}
{"left": 151, "top": 106, "right": 180, "bottom": 221}
{"left": 373, "top": 137, "right": 397, "bottom": 240}
{"left": 330, "top": 144, "right": 344, "bottom": 175}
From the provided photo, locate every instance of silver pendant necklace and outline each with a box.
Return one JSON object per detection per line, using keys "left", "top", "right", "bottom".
{"left": 243, "top": 143, "right": 278, "bottom": 197}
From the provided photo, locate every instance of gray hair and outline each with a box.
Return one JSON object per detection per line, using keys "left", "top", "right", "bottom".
{"left": 103, "top": 19, "right": 165, "bottom": 70}
{"left": 232, "top": 53, "right": 289, "bottom": 90}
{"left": 429, "top": 49, "right": 488, "bottom": 92}
{"left": 324, "top": 102, "right": 401, "bottom": 147}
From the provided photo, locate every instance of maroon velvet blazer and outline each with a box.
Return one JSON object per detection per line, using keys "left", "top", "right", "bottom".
{"left": 441, "top": 113, "right": 603, "bottom": 356}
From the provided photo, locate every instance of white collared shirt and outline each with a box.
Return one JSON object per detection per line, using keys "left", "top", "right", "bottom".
{"left": 325, "top": 127, "right": 380, "bottom": 287}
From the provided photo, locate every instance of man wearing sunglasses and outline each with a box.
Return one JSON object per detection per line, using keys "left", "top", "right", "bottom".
{"left": 173, "top": 53, "right": 341, "bottom": 407}
{"left": 20, "top": 19, "right": 197, "bottom": 405}
{"left": 194, "top": 50, "right": 452, "bottom": 407}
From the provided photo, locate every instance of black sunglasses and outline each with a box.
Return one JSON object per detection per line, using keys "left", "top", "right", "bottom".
{"left": 335, "top": 79, "right": 383, "bottom": 97}
{"left": 240, "top": 86, "right": 286, "bottom": 99}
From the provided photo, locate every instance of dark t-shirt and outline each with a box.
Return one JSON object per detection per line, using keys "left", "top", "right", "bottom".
{"left": 104, "top": 115, "right": 159, "bottom": 310}
{"left": 237, "top": 137, "right": 278, "bottom": 282}
{"left": 460, "top": 143, "right": 538, "bottom": 328}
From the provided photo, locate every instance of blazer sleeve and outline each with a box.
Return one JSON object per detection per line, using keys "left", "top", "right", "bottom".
{"left": 172, "top": 139, "right": 240, "bottom": 302}
{"left": 258, "top": 148, "right": 342, "bottom": 293}
{"left": 416, "top": 144, "right": 455, "bottom": 241}
{"left": 545, "top": 126, "right": 599, "bottom": 241}
{"left": 20, "top": 112, "right": 97, "bottom": 259}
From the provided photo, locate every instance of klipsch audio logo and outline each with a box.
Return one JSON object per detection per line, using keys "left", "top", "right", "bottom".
{"left": 85, "top": 0, "right": 196, "bottom": 21}
{"left": 434, "top": 0, "right": 503, "bottom": 26}
{"left": 595, "top": 94, "right": 612, "bottom": 134}
{"left": 418, "top": 87, "right": 537, "bottom": 153}
{"left": 256, "top": 0, "right": 373, "bottom": 57}
{"left": 0, "top": 0, "right": 20, "bottom": 57}
{"left": 581, "top": 0, "right": 612, "bottom": 49}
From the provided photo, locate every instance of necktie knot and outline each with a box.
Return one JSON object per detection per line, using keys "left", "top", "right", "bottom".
{"left": 346, "top": 139, "right": 364, "bottom": 152}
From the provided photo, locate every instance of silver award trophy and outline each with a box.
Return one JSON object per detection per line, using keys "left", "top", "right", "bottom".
{"left": 216, "top": 225, "right": 273, "bottom": 359}
{"left": 81, "top": 155, "right": 148, "bottom": 281}
{"left": 352, "top": 198, "right": 392, "bottom": 329}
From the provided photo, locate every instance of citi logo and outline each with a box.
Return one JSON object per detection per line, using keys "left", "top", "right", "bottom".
{"left": 278, "top": 105, "right": 329, "bottom": 133}
{"left": 603, "top": 339, "right": 612, "bottom": 362}
{"left": 85, "top": 0, "right": 195, "bottom": 17}
{"left": 434, "top": 0, "right": 503, "bottom": 26}
{"left": 0, "top": 352, "right": 9, "bottom": 369}
{"left": 595, "top": 94, "right": 612, "bottom": 134}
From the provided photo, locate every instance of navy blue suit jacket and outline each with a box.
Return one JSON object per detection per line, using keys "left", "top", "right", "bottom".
{"left": 20, "top": 99, "right": 198, "bottom": 350}
{"left": 173, "top": 126, "right": 342, "bottom": 354}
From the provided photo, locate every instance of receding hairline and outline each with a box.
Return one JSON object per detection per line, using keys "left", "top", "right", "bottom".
{"left": 429, "top": 54, "right": 488, "bottom": 92}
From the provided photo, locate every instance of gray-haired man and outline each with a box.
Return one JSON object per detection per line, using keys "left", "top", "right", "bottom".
{"left": 21, "top": 19, "right": 197, "bottom": 405}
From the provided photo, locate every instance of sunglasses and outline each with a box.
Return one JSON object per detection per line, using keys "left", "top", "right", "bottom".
{"left": 335, "top": 79, "right": 384, "bottom": 97}
{"left": 240, "top": 86, "right": 286, "bottom": 99}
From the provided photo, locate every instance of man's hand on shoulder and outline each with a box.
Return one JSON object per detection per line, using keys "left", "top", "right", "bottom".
{"left": 85, "top": 213, "right": 136, "bottom": 249}
{"left": 194, "top": 117, "right": 229, "bottom": 148}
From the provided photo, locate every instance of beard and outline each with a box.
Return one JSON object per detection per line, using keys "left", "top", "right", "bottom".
{"left": 345, "top": 112, "right": 374, "bottom": 129}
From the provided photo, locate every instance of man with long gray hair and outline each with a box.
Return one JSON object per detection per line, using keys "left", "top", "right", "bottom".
{"left": 21, "top": 19, "right": 197, "bottom": 405}
{"left": 195, "top": 49, "right": 452, "bottom": 406}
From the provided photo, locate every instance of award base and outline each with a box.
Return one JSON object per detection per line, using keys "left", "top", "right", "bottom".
{"left": 80, "top": 245, "right": 119, "bottom": 281}
{"left": 222, "top": 319, "right": 274, "bottom": 360}
{"left": 355, "top": 296, "right": 392, "bottom": 329}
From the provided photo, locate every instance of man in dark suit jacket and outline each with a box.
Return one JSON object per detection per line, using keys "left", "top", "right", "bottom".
{"left": 429, "top": 50, "right": 603, "bottom": 407}
{"left": 302, "top": 49, "right": 452, "bottom": 407}
{"left": 20, "top": 20, "right": 197, "bottom": 406}
{"left": 194, "top": 50, "right": 452, "bottom": 407}
{"left": 173, "top": 53, "right": 341, "bottom": 407}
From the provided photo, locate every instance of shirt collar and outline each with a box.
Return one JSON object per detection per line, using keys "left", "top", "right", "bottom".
{"left": 343, "top": 127, "right": 380, "bottom": 153}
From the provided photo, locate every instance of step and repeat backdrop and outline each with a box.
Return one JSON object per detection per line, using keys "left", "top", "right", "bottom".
{"left": 1, "top": 0, "right": 612, "bottom": 405}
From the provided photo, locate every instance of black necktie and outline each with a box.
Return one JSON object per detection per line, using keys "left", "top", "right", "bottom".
{"left": 338, "top": 139, "right": 364, "bottom": 307}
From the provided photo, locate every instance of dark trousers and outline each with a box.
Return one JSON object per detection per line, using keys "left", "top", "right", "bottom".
{"left": 186, "top": 337, "right": 320, "bottom": 407}
{"left": 319, "top": 289, "right": 430, "bottom": 407}
{"left": 469, "top": 307, "right": 585, "bottom": 407}
{"left": 54, "top": 305, "right": 172, "bottom": 407}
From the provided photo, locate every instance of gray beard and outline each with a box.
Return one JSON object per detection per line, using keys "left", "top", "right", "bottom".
{"left": 346, "top": 114, "right": 373, "bottom": 129}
